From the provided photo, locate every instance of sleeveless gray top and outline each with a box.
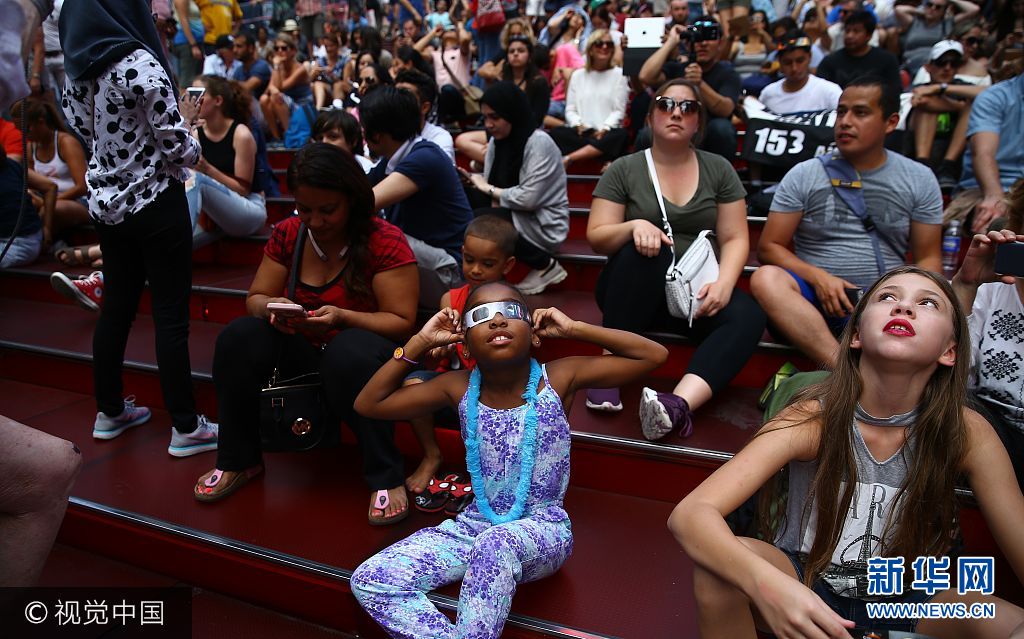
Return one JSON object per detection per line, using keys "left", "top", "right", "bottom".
{"left": 775, "top": 420, "right": 914, "bottom": 598}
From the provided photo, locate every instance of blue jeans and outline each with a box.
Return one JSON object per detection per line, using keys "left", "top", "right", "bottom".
{"left": 186, "top": 172, "right": 267, "bottom": 249}
{"left": 0, "top": 229, "right": 43, "bottom": 268}
{"left": 547, "top": 99, "right": 566, "bottom": 120}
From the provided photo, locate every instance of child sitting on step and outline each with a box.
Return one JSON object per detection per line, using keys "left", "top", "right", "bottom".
{"left": 401, "top": 215, "right": 519, "bottom": 498}
{"left": 351, "top": 282, "right": 667, "bottom": 639}
{"left": 670, "top": 265, "right": 1024, "bottom": 638}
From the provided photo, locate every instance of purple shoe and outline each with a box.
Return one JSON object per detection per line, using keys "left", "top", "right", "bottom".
{"left": 586, "top": 387, "right": 623, "bottom": 412}
{"left": 639, "top": 387, "right": 694, "bottom": 440}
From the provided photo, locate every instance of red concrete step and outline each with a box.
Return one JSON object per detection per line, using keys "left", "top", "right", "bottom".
{"left": 40, "top": 544, "right": 358, "bottom": 639}
{"left": 6, "top": 379, "right": 698, "bottom": 639}
{"left": 7, "top": 378, "right": 1021, "bottom": 639}
{"left": 265, "top": 199, "right": 768, "bottom": 248}
{"left": 271, "top": 167, "right": 602, "bottom": 207}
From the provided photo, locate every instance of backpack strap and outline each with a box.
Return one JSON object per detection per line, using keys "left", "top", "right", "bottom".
{"left": 817, "top": 153, "right": 902, "bottom": 278}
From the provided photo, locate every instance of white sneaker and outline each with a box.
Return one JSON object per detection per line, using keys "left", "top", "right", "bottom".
{"left": 516, "top": 260, "right": 567, "bottom": 295}
{"left": 93, "top": 396, "right": 151, "bottom": 440}
{"left": 168, "top": 415, "right": 219, "bottom": 457}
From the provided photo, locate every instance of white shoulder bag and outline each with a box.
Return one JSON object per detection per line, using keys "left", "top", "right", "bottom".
{"left": 644, "top": 149, "right": 719, "bottom": 326}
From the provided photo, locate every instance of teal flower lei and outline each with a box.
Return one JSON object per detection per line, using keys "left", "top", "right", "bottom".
{"left": 464, "top": 358, "right": 542, "bottom": 525}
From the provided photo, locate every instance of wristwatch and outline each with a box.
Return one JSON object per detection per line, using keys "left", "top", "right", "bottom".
{"left": 939, "top": 83, "right": 949, "bottom": 95}
{"left": 393, "top": 346, "right": 419, "bottom": 365}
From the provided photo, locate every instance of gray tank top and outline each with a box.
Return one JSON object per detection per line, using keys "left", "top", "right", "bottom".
{"left": 776, "top": 419, "right": 914, "bottom": 598}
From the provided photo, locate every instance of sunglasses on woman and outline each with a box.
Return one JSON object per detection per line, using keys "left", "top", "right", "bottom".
{"left": 593, "top": 40, "right": 615, "bottom": 49}
{"left": 964, "top": 36, "right": 981, "bottom": 45}
{"left": 654, "top": 96, "right": 701, "bottom": 114}
{"left": 464, "top": 300, "right": 529, "bottom": 329}
{"left": 274, "top": 45, "right": 291, "bottom": 51}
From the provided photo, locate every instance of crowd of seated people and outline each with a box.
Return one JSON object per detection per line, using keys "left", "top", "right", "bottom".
{"left": 6, "top": 0, "right": 1024, "bottom": 635}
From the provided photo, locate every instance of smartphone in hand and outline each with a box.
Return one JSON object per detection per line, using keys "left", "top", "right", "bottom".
{"left": 185, "top": 86, "right": 206, "bottom": 104}
{"left": 267, "top": 302, "right": 308, "bottom": 317}
{"left": 995, "top": 242, "right": 1024, "bottom": 277}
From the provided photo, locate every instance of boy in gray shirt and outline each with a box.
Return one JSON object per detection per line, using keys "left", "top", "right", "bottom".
{"left": 750, "top": 77, "right": 943, "bottom": 367}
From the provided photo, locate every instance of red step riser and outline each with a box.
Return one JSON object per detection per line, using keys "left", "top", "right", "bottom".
{"left": 1, "top": 348, "right": 749, "bottom": 505}
{"left": 0, "top": 350, "right": 219, "bottom": 418}
{"left": 266, "top": 201, "right": 761, "bottom": 248}
{"left": 0, "top": 273, "right": 245, "bottom": 324}
{"left": 58, "top": 507, "right": 392, "bottom": 639}
{"left": 568, "top": 180, "right": 597, "bottom": 209}
{"left": 58, "top": 506, "right": 606, "bottom": 639}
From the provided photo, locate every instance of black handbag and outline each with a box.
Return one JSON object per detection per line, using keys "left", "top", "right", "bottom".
{"left": 259, "top": 369, "right": 329, "bottom": 451}
{"left": 258, "top": 223, "right": 334, "bottom": 452}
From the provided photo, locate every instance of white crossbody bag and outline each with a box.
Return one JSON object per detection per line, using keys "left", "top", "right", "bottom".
{"left": 644, "top": 149, "right": 719, "bottom": 326}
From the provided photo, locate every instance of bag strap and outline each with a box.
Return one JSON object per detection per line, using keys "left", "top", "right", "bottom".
{"left": 439, "top": 51, "right": 471, "bottom": 95}
{"left": 269, "top": 223, "right": 309, "bottom": 387}
{"left": 817, "top": 154, "right": 901, "bottom": 278}
{"left": 644, "top": 148, "right": 675, "bottom": 264}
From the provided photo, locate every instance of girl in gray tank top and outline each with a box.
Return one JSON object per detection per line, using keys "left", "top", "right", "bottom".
{"left": 668, "top": 265, "right": 1024, "bottom": 638}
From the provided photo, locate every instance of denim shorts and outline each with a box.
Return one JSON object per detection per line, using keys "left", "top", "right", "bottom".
{"left": 783, "top": 550, "right": 933, "bottom": 632}
{"left": 403, "top": 370, "right": 459, "bottom": 426}
{"left": 784, "top": 269, "right": 854, "bottom": 335}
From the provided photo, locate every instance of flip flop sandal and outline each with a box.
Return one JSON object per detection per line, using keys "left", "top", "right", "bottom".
{"left": 369, "top": 488, "right": 410, "bottom": 526}
{"left": 414, "top": 473, "right": 459, "bottom": 513}
{"left": 194, "top": 466, "right": 263, "bottom": 503}
{"left": 444, "top": 478, "right": 475, "bottom": 516}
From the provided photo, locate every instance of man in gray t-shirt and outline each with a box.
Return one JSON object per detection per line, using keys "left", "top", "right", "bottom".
{"left": 751, "top": 79, "right": 943, "bottom": 367}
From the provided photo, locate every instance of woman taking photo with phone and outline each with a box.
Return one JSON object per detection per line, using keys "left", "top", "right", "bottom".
{"left": 186, "top": 75, "right": 267, "bottom": 249}
{"left": 952, "top": 179, "right": 1024, "bottom": 491}
{"left": 585, "top": 78, "right": 766, "bottom": 436}
{"left": 193, "top": 143, "right": 418, "bottom": 526}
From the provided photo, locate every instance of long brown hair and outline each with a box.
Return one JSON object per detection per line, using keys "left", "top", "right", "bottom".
{"left": 197, "top": 75, "right": 252, "bottom": 123}
{"left": 759, "top": 265, "right": 971, "bottom": 588}
{"left": 286, "top": 143, "right": 376, "bottom": 302}
{"left": 11, "top": 98, "right": 68, "bottom": 133}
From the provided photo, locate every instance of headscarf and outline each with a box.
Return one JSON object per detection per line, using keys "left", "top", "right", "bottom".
{"left": 60, "top": 0, "right": 175, "bottom": 87}
{"left": 482, "top": 81, "right": 534, "bottom": 189}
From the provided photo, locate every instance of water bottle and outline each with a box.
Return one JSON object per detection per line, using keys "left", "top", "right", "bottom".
{"left": 942, "top": 220, "right": 962, "bottom": 279}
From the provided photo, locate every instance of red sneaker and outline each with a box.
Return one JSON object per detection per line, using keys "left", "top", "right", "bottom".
{"left": 50, "top": 270, "right": 103, "bottom": 312}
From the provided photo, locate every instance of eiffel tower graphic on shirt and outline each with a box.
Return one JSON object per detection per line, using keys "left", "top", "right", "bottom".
{"left": 822, "top": 497, "right": 884, "bottom": 597}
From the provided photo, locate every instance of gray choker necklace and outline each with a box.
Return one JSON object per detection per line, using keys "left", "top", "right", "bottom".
{"left": 854, "top": 402, "right": 919, "bottom": 427}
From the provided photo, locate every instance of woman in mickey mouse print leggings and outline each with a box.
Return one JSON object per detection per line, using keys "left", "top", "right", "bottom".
{"left": 59, "top": 0, "right": 211, "bottom": 443}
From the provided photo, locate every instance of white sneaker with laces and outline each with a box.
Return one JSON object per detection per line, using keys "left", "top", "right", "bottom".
{"left": 93, "top": 396, "right": 151, "bottom": 440}
{"left": 168, "top": 415, "right": 219, "bottom": 457}
{"left": 516, "top": 260, "right": 567, "bottom": 295}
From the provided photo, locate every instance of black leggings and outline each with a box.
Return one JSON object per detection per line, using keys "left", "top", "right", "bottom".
{"left": 595, "top": 243, "right": 767, "bottom": 392}
{"left": 212, "top": 317, "right": 404, "bottom": 490}
{"left": 93, "top": 182, "right": 197, "bottom": 433}
{"left": 549, "top": 126, "right": 630, "bottom": 160}
{"left": 472, "top": 207, "right": 552, "bottom": 270}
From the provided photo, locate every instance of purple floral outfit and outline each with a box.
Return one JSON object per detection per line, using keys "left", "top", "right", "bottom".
{"left": 351, "top": 366, "right": 573, "bottom": 638}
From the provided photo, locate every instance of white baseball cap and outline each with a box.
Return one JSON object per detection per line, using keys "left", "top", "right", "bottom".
{"left": 929, "top": 39, "right": 964, "bottom": 61}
